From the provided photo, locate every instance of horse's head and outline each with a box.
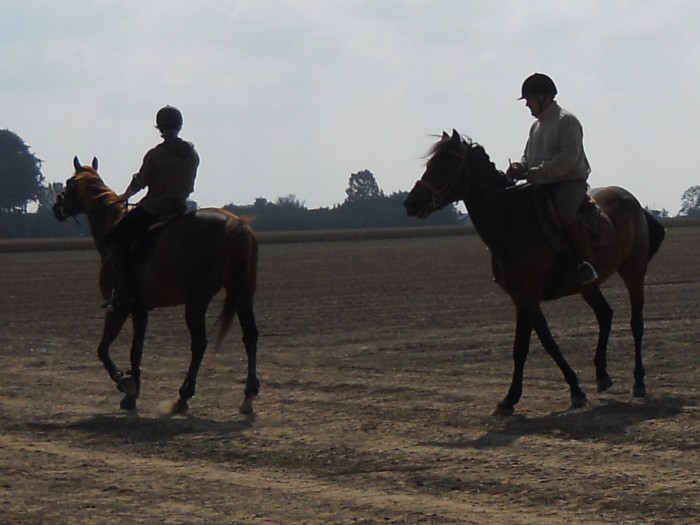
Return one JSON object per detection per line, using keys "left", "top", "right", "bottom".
{"left": 52, "top": 156, "right": 101, "bottom": 221}
{"left": 404, "top": 129, "right": 468, "bottom": 219}
{"left": 404, "top": 130, "right": 513, "bottom": 219}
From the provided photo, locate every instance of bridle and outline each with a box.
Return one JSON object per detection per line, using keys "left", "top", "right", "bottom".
{"left": 415, "top": 146, "right": 467, "bottom": 210}
{"left": 53, "top": 191, "right": 72, "bottom": 220}
{"left": 54, "top": 169, "right": 127, "bottom": 221}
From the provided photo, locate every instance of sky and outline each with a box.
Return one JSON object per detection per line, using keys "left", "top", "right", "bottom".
{"left": 2, "top": 0, "right": 699, "bottom": 214}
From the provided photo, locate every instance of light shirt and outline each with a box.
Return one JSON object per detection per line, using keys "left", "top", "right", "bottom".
{"left": 521, "top": 101, "right": 591, "bottom": 185}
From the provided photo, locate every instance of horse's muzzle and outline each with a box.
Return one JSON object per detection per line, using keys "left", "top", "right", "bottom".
{"left": 403, "top": 195, "right": 420, "bottom": 217}
{"left": 52, "top": 195, "right": 69, "bottom": 221}
{"left": 403, "top": 190, "right": 432, "bottom": 219}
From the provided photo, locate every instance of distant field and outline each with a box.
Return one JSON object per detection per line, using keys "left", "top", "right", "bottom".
{"left": 0, "top": 223, "right": 697, "bottom": 524}
{"left": 0, "top": 217, "right": 697, "bottom": 253}
{"left": 0, "top": 225, "right": 471, "bottom": 253}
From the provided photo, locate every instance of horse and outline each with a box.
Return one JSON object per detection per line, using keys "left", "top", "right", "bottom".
{"left": 404, "top": 130, "right": 665, "bottom": 415}
{"left": 52, "top": 156, "right": 260, "bottom": 415}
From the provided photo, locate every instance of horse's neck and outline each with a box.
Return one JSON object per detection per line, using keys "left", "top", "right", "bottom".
{"left": 83, "top": 190, "right": 125, "bottom": 255}
{"left": 462, "top": 169, "right": 526, "bottom": 253}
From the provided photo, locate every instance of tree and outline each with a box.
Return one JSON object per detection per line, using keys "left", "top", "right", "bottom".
{"left": 644, "top": 206, "right": 669, "bottom": 219}
{"left": 345, "top": 170, "right": 384, "bottom": 204}
{"left": 0, "top": 129, "right": 44, "bottom": 213}
{"left": 36, "top": 182, "right": 63, "bottom": 213}
{"left": 679, "top": 185, "right": 700, "bottom": 218}
{"left": 276, "top": 194, "right": 306, "bottom": 209}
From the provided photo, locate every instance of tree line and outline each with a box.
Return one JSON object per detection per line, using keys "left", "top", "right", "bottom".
{"left": 223, "top": 170, "right": 461, "bottom": 232}
{"left": 0, "top": 131, "right": 460, "bottom": 238}
{"left": 2, "top": 128, "right": 700, "bottom": 238}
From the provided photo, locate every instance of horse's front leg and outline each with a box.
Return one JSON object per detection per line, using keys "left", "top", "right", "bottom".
{"left": 97, "top": 308, "right": 130, "bottom": 396}
{"left": 117, "top": 308, "right": 148, "bottom": 410}
{"left": 532, "top": 307, "right": 586, "bottom": 409}
{"left": 495, "top": 303, "right": 535, "bottom": 415}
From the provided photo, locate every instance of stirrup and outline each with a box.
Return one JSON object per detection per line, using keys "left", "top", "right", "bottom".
{"left": 101, "top": 290, "right": 115, "bottom": 309}
{"left": 102, "top": 289, "right": 135, "bottom": 310}
{"left": 577, "top": 261, "right": 598, "bottom": 285}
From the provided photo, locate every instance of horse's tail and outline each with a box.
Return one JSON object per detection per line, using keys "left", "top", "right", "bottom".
{"left": 214, "top": 219, "right": 258, "bottom": 350}
{"left": 644, "top": 210, "right": 665, "bottom": 260}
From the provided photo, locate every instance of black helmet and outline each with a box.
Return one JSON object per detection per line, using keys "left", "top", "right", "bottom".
{"left": 155, "top": 105, "right": 183, "bottom": 130}
{"left": 519, "top": 73, "right": 557, "bottom": 99}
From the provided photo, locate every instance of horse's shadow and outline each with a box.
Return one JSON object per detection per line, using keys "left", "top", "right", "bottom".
{"left": 31, "top": 411, "right": 255, "bottom": 443}
{"left": 423, "top": 395, "right": 693, "bottom": 450}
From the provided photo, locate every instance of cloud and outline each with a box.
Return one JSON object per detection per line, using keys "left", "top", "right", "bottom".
{"left": 1, "top": 0, "right": 699, "bottom": 213}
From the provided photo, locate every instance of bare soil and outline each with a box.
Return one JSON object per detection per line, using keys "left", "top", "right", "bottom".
{"left": 1, "top": 227, "right": 698, "bottom": 524}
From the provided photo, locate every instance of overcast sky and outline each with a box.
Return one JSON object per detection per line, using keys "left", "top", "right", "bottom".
{"left": 2, "top": 1, "right": 699, "bottom": 214}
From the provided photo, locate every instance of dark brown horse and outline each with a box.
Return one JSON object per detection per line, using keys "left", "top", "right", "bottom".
{"left": 404, "top": 130, "right": 665, "bottom": 415}
{"left": 53, "top": 157, "right": 260, "bottom": 414}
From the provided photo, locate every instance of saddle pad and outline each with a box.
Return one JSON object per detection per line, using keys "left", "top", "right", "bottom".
{"left": 530, "top": 187, "right": 615, "bottom": 253}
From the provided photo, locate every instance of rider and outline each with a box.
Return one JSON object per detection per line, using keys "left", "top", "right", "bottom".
{"left": 506, "top": 73, "right": 598, "bottom": 285}
{"left": 103, "top": 105, "right": 200, "bottom": 308}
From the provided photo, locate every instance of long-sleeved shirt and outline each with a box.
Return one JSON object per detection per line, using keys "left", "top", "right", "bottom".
{"left": 129, "top": 137, "right": 200, "bottom": 216}
{"left": 521, "top": 101, "right": 591, "bottom": 185}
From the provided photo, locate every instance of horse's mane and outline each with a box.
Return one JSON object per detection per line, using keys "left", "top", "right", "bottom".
{"left": 427, "top": 134, "right": 514, "bottom": 190}
{"left": 73, "top": 168, "right": 124, "bottom": 209}
{"left": 464, "top": 141, "right": 514, "bottom": 189}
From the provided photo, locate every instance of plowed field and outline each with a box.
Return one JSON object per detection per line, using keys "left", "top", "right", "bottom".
{"left": 1, "top": 226, "right": 698, "bottom": 524}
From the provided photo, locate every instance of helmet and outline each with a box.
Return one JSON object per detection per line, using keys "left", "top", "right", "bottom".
{"left": 155, "top": 105, "right": 183, "bottom": 130}
{"left": 519, "top": 73, "right": 557, "bottom": 99}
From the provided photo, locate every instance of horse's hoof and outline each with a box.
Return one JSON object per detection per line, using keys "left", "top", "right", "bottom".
{"left": 117, "top": 376, "right": 139, "bottom": 398}
{"left": 239, "top": 394, "right": 256, "bottom": 415}
{"left": 596, "top": 375, "right": 613, "bottom": 393}
{"left": 570, "top": 393, "right": 587, "bottom": 409}
{"left": 120, "top": 396, "right": 137, "bottom": 411}
{"left": 492, "top": 403, "right": 514, "bottom": 417}
{"left": 171, "top": 399, "right": 189, "bottom": 415}
{"left": 632, "top": 384, "right": 647, "bottom": 398}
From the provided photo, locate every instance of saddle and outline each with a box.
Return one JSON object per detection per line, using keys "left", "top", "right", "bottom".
{"left": 528, "top": 185, "right": 615, "bottom": 253}
{"left": 130, "top": 212, "right": 183, "bottom": 264}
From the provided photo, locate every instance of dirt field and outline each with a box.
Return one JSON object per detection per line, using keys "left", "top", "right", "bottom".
{"left": 1, "top": 225, "right": 698, "bottom": 524}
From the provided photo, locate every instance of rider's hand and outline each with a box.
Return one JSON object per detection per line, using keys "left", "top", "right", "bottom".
{"left": 526, "top": 167, "right": 543, "bottom": 181}
{"left": 506, "top": 162, "right": 526, "bottom": 180}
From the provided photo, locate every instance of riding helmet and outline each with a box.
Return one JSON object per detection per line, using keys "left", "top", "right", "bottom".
{"left": 156, "top": 105, "right": 184, "bottom": 130}
{"left": 519, "top": 73, "right": 557, "bottom": 99}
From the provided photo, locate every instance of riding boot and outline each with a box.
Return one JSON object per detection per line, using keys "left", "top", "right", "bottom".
{"left": 103, "top": 245, "right": 136, "bottom": 309}
{"left": 564, "top": 221, "right": 599, "bottom": 285}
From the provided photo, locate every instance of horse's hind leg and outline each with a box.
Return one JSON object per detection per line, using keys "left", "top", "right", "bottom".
{"left": 173, "top": 302, "right": 208, "bottom": 414}
{"left": 625, "top": 279, "right": 647, "bottom": 397}
{"left": 617, "top": 249, "right": 649, "bottom": 397}
{"left": 532, "top": 306, "right": 587, "bottom": 409}
{"left": 581, "top": 287, "right": 614, "bottom": 392}
{"left": 237, "top": 293, "right": 259, "bottom": 414}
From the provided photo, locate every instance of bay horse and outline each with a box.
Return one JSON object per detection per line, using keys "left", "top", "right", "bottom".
{"left": 404, "top": 130, "right": 665, "bottom": 415}
{"left": 52, "top": 156, "right": 260, "bottom": 414}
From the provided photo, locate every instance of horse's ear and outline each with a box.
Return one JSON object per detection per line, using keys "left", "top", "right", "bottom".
{"left": 73, "top": 156, "right": 81, "bottom": 172}
{"left": 92, "top": 157, "right": 98, "bottom": 171}
{"left": 451, "top": 129, "right": 460, "bottom": 141}
{"left": 442, "top": 131, "right": 450, "bottom": 140}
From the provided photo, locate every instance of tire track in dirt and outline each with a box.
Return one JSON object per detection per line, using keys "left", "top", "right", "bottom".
{"left": 1, "top": 432, "right": 592, "bottom": 524}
